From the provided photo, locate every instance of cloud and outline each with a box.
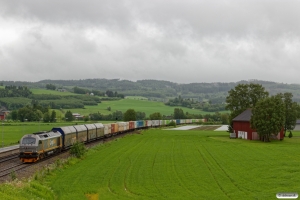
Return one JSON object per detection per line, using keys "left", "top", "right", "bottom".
{"left": 0, "top": 0, "right": 300, "bottom": 83}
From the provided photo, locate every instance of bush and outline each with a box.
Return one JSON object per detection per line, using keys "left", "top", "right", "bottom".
{"left": 70, "top": 142, "right": 87, "bottom": 158}
{"left": 168, "top": 121, "right": 176, "bottom": 127}
{"left": 288, "top": 131, "right": 293, "bottom": 138}
{"left": 10, "top": 170, "right": 17, "bottom": 181}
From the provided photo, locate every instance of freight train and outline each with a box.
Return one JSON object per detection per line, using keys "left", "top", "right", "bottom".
{"left": 19, "top": 119, "right": 204, "bottom": 163}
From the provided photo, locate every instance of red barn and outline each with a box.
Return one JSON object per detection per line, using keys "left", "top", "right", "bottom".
{"left": 232, "top": 109, "right": 284, "bottom": 140}
{"left": 0, "top": 110, "right": 9, "bottom": 120}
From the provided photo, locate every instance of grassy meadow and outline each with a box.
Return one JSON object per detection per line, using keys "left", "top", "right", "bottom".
{"left": 2, "top": 128, "right": 300, "bottom": 199}
{"left": 30, "top": 88, "right": 228, "bottom": 117}
{"left": 67, "top": 98, "right": 226, "bottom": 117}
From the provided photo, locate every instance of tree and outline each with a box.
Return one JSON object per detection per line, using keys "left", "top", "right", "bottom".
{"left": 123, "top": 109, "right": 136, "bottom": 121}
{"left": 112, "top": 110, "right": 123, "bottom": 121}
{"left": 43, "top": 111, "right": 51, "bottom": 122}
{"left": 18, "top": 106, "right": 32, "bottom": 122}
{"left": 149, "top": 112, "right": 162, "bottom": 120}
{"left": 226, "top": 83, "right": 269, "bottom": 132}
{"left": 174, "top": 108, "right": 185, "bottom": 119}
{"left": 283, "top": 92, "right": 299, "bottom": 136}
{"left": 50, "top": 110, "right": 57, "bottom": 122}
{"left": 46, "top": 84, "right": 56, "bottom": 90}
{"left": 250, "top": 94, "right": 285, "bottom": 142}
{"left": 11, "top": 110, "right": 18, "bottom": 121}
{"left": 83, "top": 116, "right": 89, "bottom": 122}
{"left": 136, "top": 111, "right": 146, "bottom": 120}
{"left": 65, "top": 110, "right": 74, "bottom": 121}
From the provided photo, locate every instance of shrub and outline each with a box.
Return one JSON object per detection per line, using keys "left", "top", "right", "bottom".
{"left": 10, "top": 170, "right": 17, "bottom": 181}
{"left": 168, "top": 121, "right": 176, "bottom": 127}
{"left": 288, "top": 131, "right": 293, "bottom": 138}
{"left": 70, "top": 142, "right": 87, "bottom": 158}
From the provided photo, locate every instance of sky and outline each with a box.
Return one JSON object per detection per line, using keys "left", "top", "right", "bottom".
{"left": 0, "top": 0, "right": 300, "bottom": 84}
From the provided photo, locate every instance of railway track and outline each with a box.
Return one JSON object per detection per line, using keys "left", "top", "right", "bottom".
{"left": 0, "top": 153, "right": 19, "bottom": 164}
{"left": 0, "top": 163, "right": 25, "bottom": 178}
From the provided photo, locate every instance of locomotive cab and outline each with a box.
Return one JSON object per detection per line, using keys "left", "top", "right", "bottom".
{"left": 19, "top": 134, "right": 40, "bottom": 163}
{"left": 19, "top": 131, "right": 62, "bottom": 163}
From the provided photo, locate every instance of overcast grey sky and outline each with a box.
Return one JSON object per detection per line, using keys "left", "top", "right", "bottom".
{"left": 0, "top": 0, "right": 299, "bottom": 84}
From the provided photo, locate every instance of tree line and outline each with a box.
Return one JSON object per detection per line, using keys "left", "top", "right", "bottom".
{"left": 0, "top": 85, "right": 32, "bottom": 98}
{"left": 165, "top": 95, "right": 226, "bottom": 112}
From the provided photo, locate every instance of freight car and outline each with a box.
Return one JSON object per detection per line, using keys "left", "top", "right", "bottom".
{"left": 19, "top": 119, "right": 203, "bottom": 163}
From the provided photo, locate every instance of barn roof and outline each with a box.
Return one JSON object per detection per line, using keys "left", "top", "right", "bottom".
{"left": 232, "top": 109, "right": 252, "bottom": 122}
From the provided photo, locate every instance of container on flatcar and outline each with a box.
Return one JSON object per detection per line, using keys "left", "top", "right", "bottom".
{"left": 117, "top": 122, "right": 129, "bottom": 132}
{"left": 147, "top": 120, "right": 153, "bottom": 127}
{"left": 151, "top": 120, "right": 160, "bottom": 127}
{"left": 129, "top": 121, "right": 135, "bottom": 130}
{"left": 159, "top": 120, "right": 165, "bottom": 126}
{"left": 84, "top": 124, "right": 97, "bottom": 142}
{"left": 94, "top": 123, "right": 104, "bottom": 138}
{"left": 176, "top": 119, "right": 180, "bottom": 125}
{"left": 111, "top": 123, "right": 119, "bottom": 135}
{"left": 136, "top": 120, "right": 144, "bottom": 129}
{"left": 52, "top": 126, "right": 77, "bottom": 148}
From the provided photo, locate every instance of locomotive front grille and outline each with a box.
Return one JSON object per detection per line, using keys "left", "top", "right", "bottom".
{"left": 19, "top": 152, "right": 39, "bottom": 158}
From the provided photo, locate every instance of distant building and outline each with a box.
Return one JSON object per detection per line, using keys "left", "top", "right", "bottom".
{"left": 57, "top": 88, "right": 67, "bottom": 92}
{"left": 72, "top": 113, "right": 84, "bottom": 120}
{"left": 0, "top": 110, "right": 9, "bottom": 120}
{"left": 232, "top": 109, "right": 284, "bottom": 140}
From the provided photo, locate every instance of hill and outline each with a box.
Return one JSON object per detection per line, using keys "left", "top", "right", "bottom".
{"left": 2, "top": 79, "right": 300, "bottom": 103}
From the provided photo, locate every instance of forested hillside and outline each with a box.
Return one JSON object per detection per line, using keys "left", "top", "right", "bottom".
{"left": 2, "top": 79, "right": 300, "bottom": 102}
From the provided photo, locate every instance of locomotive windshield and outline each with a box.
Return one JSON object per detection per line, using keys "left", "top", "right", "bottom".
{"left": 22, "top": 137, "right": 36, "bottom": 144}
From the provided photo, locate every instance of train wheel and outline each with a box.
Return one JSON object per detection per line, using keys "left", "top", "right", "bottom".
{"left": 39, "top": 154, "right": 44, "bottom": 160}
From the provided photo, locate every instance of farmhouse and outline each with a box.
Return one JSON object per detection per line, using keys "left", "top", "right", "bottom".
{"left": 72, "top": 113, "right": 84, "bottom": 120}
{"left": 0, "top": 109, "right": 9, "bottom": 120}
{"left": 232, "top": 109, "right": 284, "bottom": 140}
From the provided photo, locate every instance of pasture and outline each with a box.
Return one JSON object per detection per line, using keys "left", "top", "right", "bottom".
{"left": 3, "top": 129, "right": 298, "bottom": 199}
{"left": 28, "top": 88, "right": 228, "bottom": 117}
{"left": 68, "top": 98, "right": 225, "bottom": 117}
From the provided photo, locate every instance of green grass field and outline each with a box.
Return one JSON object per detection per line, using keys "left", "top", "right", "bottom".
{"left": 21, "top": 88, "right": 228, "bottom": 117}
{"left": 67, "top": 98, "right": 226, "bottom": 117}
{"left": 3, "top": 129, "right": 299, "bottom": 199}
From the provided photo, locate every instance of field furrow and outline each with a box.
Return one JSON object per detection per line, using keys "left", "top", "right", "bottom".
{"left": 43, "top": 129, "right": 300, "bottom": 200}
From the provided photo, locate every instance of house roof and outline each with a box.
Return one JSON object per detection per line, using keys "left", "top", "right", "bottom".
{"left": 232, "top": 109, "right": 252, "bottom": 122}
